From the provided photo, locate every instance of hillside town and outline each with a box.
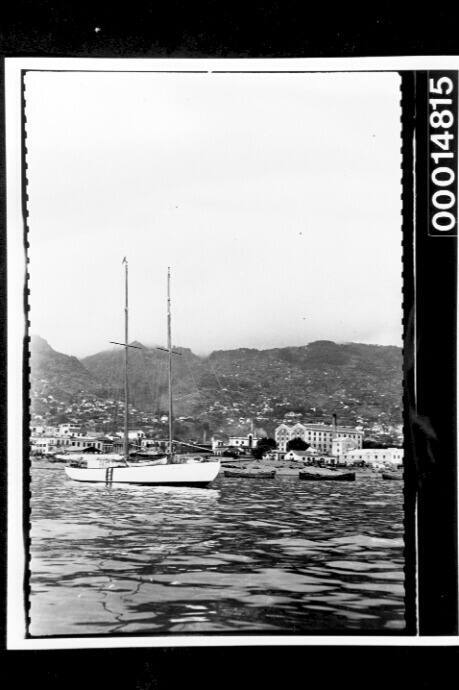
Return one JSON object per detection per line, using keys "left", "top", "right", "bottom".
{"left": 30, "top": 335, "right": 404, "bottom": 471}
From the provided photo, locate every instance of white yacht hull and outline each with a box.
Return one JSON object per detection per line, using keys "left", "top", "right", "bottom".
{"left": 65, "top": 460, "right": 221, "bottom": 486}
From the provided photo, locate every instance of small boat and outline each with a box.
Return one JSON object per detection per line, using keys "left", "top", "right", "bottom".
{"left": 382, "top": 472, "right": 403, "bottom": 481}
{"left": 299, "top": 469, "right": 355, "bottom": 481}
{"left": 224, "top": 469, "right": 276, "bottom": 479}
{"left": 65, "top": 262, "right": 220, "bottom": 487}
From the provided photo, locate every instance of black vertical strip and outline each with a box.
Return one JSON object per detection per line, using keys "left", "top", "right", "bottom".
{"left": 21, "top": 69, "right": 31, "bottom": 637}
{"left": 415, "top": 70, "right": 458, "bottom": 634}
{"left": 400, "top": 70, "right": 417, "bottom": 635}
{"left": 0, "top": 58, "right": 7, "bottom": 651}
{"left": 427, "top": 72, "right": 458, "bottom": 237}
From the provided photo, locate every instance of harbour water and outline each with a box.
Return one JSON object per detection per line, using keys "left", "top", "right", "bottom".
{"left": 30, "top": 464, "right": 405, "bottom": 636}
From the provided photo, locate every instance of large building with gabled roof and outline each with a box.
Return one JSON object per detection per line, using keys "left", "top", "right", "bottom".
{"left": 275, "top": 421, "right": 363, "bottom": 454}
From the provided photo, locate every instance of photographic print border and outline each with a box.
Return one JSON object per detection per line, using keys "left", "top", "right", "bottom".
{"left": 3, "top": 56, "right": 458, "bottom": 650}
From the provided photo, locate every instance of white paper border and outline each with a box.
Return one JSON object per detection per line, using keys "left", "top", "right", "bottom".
{"left": 6, "top": 55, "right": 459, "bottom": 650}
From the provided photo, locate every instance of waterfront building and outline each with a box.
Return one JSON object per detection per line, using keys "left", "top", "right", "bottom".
{"left": 331, "top": 437, "right": 359, "bottom": 460}
{"left": 228, "top": 434, "right": 258, "bottom": 449}
{"left": 275, "top": 422, "right": 363, "bottom": 454}
{"left": 56, "top": 436, "right": 104, "bottom": 452}
{"left": 30, "top": 434, "right": 103, "bottom": 454}
{"left": 344, "top": 447, "right": 403, "bottom": 467}
{"left": 30, "top": 436, "right": 60, "bottom": 455}
{"left": 211, "top": 437, "right": 226, "bottom": 452}
{"left": 284, "top": 449, "right": 318, "bottom": 462}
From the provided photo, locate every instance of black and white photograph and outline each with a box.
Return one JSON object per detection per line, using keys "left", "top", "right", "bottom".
{"left": 3, "top": 57, "right": 457, "bottom": 648}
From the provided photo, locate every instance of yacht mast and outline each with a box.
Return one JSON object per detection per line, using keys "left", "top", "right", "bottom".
{"left": 123, "top": 257, "right": 129, "bottom": 464}
{"left": 167, "top": 267, "right": 173, "bottom": 458}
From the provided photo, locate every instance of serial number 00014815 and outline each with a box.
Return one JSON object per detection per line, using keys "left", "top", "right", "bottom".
{"left": 428, "top": 75, "right": 457, "bottom": 235}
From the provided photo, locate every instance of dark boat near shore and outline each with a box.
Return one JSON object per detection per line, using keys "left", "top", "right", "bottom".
{"left": 382, "top": 472, "right": 403, "bottom": 481}
{"left": 224, "top": 469, "right": 276, "bottom": 479}
{"left": 299, "top": 469, "right": 355, "bottom": 482}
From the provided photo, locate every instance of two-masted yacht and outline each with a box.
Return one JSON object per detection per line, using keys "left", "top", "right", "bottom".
{"left": 64, "top": 261, "right": 220, "bottom": 487}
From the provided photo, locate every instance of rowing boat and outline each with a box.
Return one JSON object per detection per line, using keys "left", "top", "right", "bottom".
{"left": 299, "top": 469, "right": 355, "bottom": 481}
{"left": 224, "top": 469, "right": 276, "bottom": 479}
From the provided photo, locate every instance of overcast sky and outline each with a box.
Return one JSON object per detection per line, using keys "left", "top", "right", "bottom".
{"left": 25, "top": 70, "right": 402, "bottom": 357}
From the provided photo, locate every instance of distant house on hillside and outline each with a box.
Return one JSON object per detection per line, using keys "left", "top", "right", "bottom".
{"left": 57, "top": 423, "right": 81, "bottom": 437}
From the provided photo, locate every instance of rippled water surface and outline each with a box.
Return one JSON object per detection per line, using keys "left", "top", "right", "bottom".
{"left": 30, "top": 465, "right": 405, "bottom": 636}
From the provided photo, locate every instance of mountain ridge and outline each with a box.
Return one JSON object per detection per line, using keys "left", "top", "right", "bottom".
{"left": 30, "top": 335, "right": 403, "bottom": 440}
{"left": 31, "top": 334, "right": 401, "bottom": 362}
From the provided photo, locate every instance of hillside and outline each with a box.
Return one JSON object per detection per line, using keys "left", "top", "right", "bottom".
{"left": 82, "top": 339, "right": 402, "bottom": 430}
{"left": 205, "top": 340, "right": 402, "bottom": 421}
{"left": 81, "top": 342, "right": 206, "bottom": 415}
{"left": 30, "top": 335, "right": 104, "bottom": 416}
{"left": 31, "top": 337, "right": 402, "bottom": 437}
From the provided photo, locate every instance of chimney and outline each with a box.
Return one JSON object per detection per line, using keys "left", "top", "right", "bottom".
{"left": 332, "top": 413, "right": 337, "bottom": 438}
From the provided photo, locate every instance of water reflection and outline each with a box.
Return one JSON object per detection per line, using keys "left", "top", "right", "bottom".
{"left": 29, "top": 466, "right": 405, "bottom": 636}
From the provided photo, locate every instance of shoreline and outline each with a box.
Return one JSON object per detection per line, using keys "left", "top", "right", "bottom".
{"left": 31, "top": 455, "right": 402, "bottom": 479}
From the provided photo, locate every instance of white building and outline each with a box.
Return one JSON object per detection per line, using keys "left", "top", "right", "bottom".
{"left": 57, "top": 423, "right": 82, "bottom": 437}
{"left": 211, "top": 438, "right": 227, "bottom": 452}
{"left": 228, "top": 434, "right": 258, "bottom": 449}
{"left": 284, "top": 449, "right": 318, "bottom": 462}
{"left": 31, "top": 433, "right": 104, "bottom": 454}
{"left": 116, "top": 430, "right": 146, "bottom": 442}
{"left": 275, "top": 422, "right": 363, "bottom": 454}
{"left": 331, "top": 437, "right": 359, "bottom": 459}
{"left": 30, "top": 436, "right": 60, "bottom": 455}
{"left": 344, "top": 448, "right": 403, "bottom": 467}
{"left": 56, "top": 437, "right": 103, "bottom": 452}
